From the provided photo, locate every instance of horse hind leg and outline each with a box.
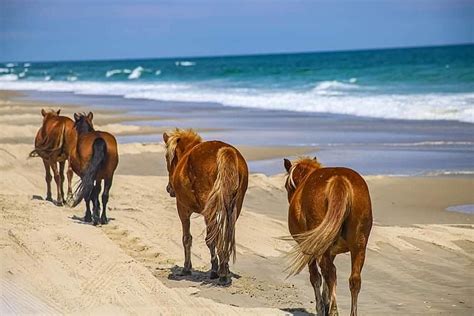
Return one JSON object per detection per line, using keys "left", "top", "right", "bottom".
{"left": 349, "top": 248, "right": 366, "bottom": 316}
{"left": 309, "top": 260, "right": 325, "bottom": 316}
{"left": 100, "top": 177, "right": 113, "bottom": 225}
{"left": 91, "top": 181, "right": 102, "bottom": 226}
{"left": 42, "top": 159, "right": 53, "bottom": 202}
{"left": 50, "top": 162, "right": 63, "bottom": 206}
{"left": 205, "top": 217, "right": 219, "bottom": 279}
{"left": 321, "top": 254, "right": 339, "bottom": 316}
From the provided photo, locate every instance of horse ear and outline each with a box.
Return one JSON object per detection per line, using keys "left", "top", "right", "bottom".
{"left": 74, "top": 113, "right": 80, "bottom": 121}
{"left": 313, "top": 156, "right": 318, "bottom": 161}
{"left": 284, "top": 158, "right": 292, "bottom": 172}
{"left": 56, "top": 109, "right": 61, "bottom": 115}
{"left": 41, "top": 109, "right": 46, "bottom": 117}
{"left": 87, "top": 112, "right": 93, "bottom": 121}
{"left": 163, "top": 132, "right": 169, "bottom": 144}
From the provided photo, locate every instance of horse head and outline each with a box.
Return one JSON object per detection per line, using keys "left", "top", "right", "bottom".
{"left": 163, "top": 128, "right": 202, "bottom": 197}
{"left": 73, "top": 112, "right": 95, "bottom": 134}
{"left": 283, "top": 156, "right": 322, "bottom": 200}
{"left": 41, "top": 108, "right": 61, "bottom": 122}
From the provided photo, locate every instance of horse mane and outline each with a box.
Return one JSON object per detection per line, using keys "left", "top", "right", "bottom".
{"left": 292, "top": 156, "right": 322, "bottom": 169}
{"left": 287, "top": 157, "right": 323, "bottom": 189}
{"left": 165, "top": 128, "right": 202, "bottom": 161}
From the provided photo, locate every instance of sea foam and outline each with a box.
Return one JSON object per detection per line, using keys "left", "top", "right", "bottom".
{"left": 128, "top": 67, "right": 143, "bottom": 79}
{"left": 0, "top": 74, "right": 18, "bottom": 81}
{"left": 1, "top": 80, "right": 472, "bottom": 123}
{"left": 175, "top": 61, "right": 195, "bottom": 67}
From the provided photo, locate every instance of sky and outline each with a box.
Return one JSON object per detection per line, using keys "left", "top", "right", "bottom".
{"left": 0, "top": 0, "right": 473, "bottom": 62}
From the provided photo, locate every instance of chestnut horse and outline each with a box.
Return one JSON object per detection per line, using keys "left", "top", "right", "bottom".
{"left": 283, "top": 157, "right": 372, "bottom": 316}
{"left": 30, "top": 109, "right": 75, "bottom": 205}
{"left": 163, "top": 129, "right": 248, "bottom": 285}
{"left": 70, "top": 112, "right": 118, "bottom": 226}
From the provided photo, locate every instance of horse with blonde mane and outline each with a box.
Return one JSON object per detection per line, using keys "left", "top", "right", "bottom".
{"left": 283, "top": 157, "right": 372, "bottom": 316}
{"left": 163, "top": 129, "right": 248, "bottom": 285}
{"left": 70, "top": 112, "right": 119, "bottom": 226}
{"left": 30, "top": 109, "right": 76, "bottom": 206}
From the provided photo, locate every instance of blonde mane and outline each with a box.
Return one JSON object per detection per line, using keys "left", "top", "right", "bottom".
{"left": 287, "top": 156, "right": 322, "bottom": 189}
{"left": 165, "top": 128, "right": 202, "bottom": 162}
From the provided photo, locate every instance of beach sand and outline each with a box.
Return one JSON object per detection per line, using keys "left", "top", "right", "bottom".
{"left": 1, "top": 90, "right": 473, "bottom": 315}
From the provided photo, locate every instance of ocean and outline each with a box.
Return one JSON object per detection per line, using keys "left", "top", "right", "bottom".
{"left": 1, "top": 44, "right": 473, "bottom": 123}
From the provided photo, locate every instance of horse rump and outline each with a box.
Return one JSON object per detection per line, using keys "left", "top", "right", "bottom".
{"left": 72, "top": 138, "right": 107, "bottom": 207}
{"left": 286, "top": 175, "right": 353, "bottom": 276}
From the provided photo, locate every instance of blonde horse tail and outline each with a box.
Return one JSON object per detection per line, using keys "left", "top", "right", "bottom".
{"left": 29, "top": 124, "right": 66, "bottom": 159}
{"left": 203, "top": 147, "right": 240, "bottom": 264}
{"left": 286, "top": 175, "right": 353, "bottom": 276}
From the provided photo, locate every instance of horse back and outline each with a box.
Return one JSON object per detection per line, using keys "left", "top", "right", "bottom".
{"left": 174, "top": 141, "right": 248, "bottom": 212}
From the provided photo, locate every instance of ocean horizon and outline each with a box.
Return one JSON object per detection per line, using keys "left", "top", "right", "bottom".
{"left": 1, "top": 44, "right": 473, "bottom": 123}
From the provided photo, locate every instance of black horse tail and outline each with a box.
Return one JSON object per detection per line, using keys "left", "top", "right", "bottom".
{"left": 72, "top": 138, "right": 107, "bottom": 207}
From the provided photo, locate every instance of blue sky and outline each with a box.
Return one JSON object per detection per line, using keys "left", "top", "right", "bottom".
{"left": 0, "top": 0, "right": 472, "bottom": 61}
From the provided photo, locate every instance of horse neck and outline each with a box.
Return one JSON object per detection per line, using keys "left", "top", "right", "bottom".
{"left": 66, "top": 130, "right": 82, "bottom": 174}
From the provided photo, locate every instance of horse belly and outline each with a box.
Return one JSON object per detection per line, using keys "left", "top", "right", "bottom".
{"left": 329, "top": 237, "right": 349, "bottom": 256}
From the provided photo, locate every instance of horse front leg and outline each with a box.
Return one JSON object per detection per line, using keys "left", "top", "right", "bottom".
{"left": 50, "top": 162, "right": 63, "bottom": 206}
{"left": 42, "top": 159, "right": 53, "bottom": 202}
{"left": 178, "top": 204, "right": 192, "bottom": 275}
{"left": 204, "top": 216, "right": 219, "bottom": 279}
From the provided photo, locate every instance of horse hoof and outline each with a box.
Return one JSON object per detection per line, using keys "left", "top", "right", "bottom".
{"left": 100, "top": 218, "right": 108, "bottom": 225}
{"left": 93, "top": 220, "right": 98, "bottom": 226}
{"left": 178, "top": 268, "right": 192, "bottom": 276}
{"left": 210, "top": 271, "right": 219, "bottom": 279}
{"left": 84, "top": 215, "right": 92, "bottom": 223}
{"left": 46, "top": 197, "right": 53, "bottom": 202}
{"left": 56, "top": 201, "right": 63, "bottom": 207}
{"left": 218, "top": 276, "right": 231, "bottom": 286}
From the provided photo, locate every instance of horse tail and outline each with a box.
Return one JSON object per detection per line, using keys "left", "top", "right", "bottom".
{"left": 202, "top": 147, "right": 240, "bottom": 263}
{"left": 286, "top": 175, "right": 353, "bottom": 276}
{"left": 72, "top": 138, "right": 107, "bottom": 207}
{"left": 29, "top": 124, "right": 66, "bottom": 159}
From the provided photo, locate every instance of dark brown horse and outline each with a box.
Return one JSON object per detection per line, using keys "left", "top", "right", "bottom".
{"left": 30, "top": 109, "right": 75, "bottom": 205}
{"left": 283, "top": 157, "right": 372, "bottom": 316}
{"left": 163, "top": 129, "right": 248, "bottom": 285}
{"left": 70, "top": 112, "right": 119, "bottom": 226}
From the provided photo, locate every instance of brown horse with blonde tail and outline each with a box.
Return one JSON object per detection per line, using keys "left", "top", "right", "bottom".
{"left": 283, "top": 157, "right": 372, "bottom": 316}
{"left": 70, "top": 112, "right": 119, "bottom": 226}
{"left": 30, "top": 109, "right": 76, "bottom": 206}
{"left": 163, "top": 129, "right": 248, "bottom": 285}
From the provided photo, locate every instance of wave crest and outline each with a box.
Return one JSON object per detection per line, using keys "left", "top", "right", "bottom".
{"left": 1, "top": 80, "right": 472, "bottom": 123}
{"left": 128, "top": 67, "right": 143, "bottom": 80}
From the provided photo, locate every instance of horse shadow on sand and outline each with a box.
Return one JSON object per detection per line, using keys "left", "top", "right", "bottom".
{"left": 70, "top": 215, "right": 115, "bottom": 226}
{"left": 167, "top": 265, "right": 241, "bottom": 287}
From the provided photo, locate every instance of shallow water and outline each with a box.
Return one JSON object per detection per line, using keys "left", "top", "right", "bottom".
{"left": 23, "top": 91, "right": 474, "bottom": 176}
{"left": 446, "top": 204, "right": 474, "bottom": 214}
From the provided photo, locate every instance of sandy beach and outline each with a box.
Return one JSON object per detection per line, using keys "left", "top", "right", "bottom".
{"left": 1, "top": 90, "right": 473, "bottom": 315}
